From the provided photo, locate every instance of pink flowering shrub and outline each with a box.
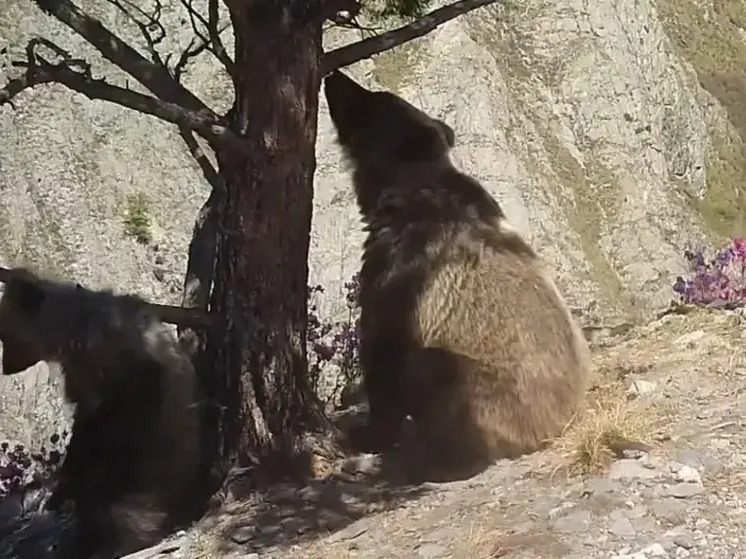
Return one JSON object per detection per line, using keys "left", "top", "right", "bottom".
{"left": 673, "top": 237, "right": 746, "bottom": 306}
{"left": 0, "top": 435, "right": 65, "bottom": 501}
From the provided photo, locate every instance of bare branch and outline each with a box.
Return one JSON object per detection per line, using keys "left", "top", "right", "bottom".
{"left": 177, "top": 0, "right": 235, "bottom": 80}
{"left": 179, "top": 0, "right": 211, "bottom": 51}
{"left": 32, "top": 0, "right": 210, "bottom": 112}
{"left": 1, "top": 48, "right": 230, "bottom": 142}
{"left": 172, "top": 34, "right": 212, "bottom": 81}
{"left": 0, "top": 267, "right": 212, "bottom": 328}
{"left": 321, "top": 0, "right": 500, "bottom": 74}
{"left": 207, "top": 0, "right": 235, "bottom": 76}
{"left": 103, "top": 0, "right": 168, "bottom": 66}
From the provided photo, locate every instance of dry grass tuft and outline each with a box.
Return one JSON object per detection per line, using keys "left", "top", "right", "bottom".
{"left": 556, "top": 374, "right": 662, "bottom": 475}
{"left": 451, "top": 522, "right": 507, "bottom": 558}
{"left": 183, "top": 532, "right": 221, "bottom": 559}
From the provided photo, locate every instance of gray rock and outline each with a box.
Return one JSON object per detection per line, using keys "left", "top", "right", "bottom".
{"left": 340, "top": 453, "right": 383, "bottom": 476}
{"left": 609, "top": 459, "right": 660, "bottom": 481}
{"left": 667, "top": 483, "right": 706, "bottom": 499}
{"left": 673, "top": 465, "right": 702, "bottom": 484}
{"left": 548, "top": 502, "right": 577, "bottom": 520}
{"left": 641, "top": 543, "right": 668, "bottom": 556}
{"left": 675, "top": 450, "right": 704, "bottom": 469}
{"left": 584, "top": 477, "right": 616, "bottom": 493}
{"left": 628, "top": 380, "right": 658, "bottom": 396}
{"left": 553, "top": 510, "right": 592, "bottom": 533}
{"left": 416, "top": 543, "right": 448, "bottom": 558}
{"left": 609, "top": 515, "right": 637, "bottom": 538}
{"left": 651, "top": 498, "right": 688, "bottom": 525}
{"left": 673, "top": 534, "right": 695, "bottom": 550}
{"left": 631, "top": 515, "right": 659, "bottom": 534}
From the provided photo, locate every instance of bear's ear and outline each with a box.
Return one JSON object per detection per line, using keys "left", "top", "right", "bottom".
{"left": 398, "top": 123, "right": 447, "bottom": 162}
{"left": 1, "top": 336, "right": 42, "bottom": 375}
{"left": 7, "top": 276, "right": 47, "bottom": 317}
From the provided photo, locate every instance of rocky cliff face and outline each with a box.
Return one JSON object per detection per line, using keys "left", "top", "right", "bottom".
{"left": 1, "top": 0, "right": 745, "bottom": 443}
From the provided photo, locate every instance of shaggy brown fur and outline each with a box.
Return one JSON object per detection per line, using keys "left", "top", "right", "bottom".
{"left": 0, "top": 268, "right": 202, "bottom": 558}
{"left": 324, "top": 71, "right": 591, "bottom": 481}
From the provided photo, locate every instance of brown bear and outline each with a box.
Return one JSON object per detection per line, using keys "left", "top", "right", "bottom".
{"left": 0, "top": 268, "right": 202, "bottom": 558}
{"left": 323, "top": 71, "right": 591, "bottom": 481}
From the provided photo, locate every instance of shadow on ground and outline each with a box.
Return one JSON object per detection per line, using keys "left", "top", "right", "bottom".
{"left": 0, "top": 485, "right": 76, "bottom": 559}
{"left": 206, "top": 463, "right": 435, "bottom": 556}
{"left": 205, "top": 407, "right": 490, "bottom": 556}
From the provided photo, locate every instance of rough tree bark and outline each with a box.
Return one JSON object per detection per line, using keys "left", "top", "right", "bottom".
{"left": 202, "top": 1, "right": 338, "bottom": 493}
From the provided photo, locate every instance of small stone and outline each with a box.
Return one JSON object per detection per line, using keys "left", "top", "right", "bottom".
{"left": 553, "top": 509, "right": 591, "bottom": 533}
{"left": 628, "top": 380, "right": 657, "bottom": 396}
{"left": 230, "top": 525, "right": 255, "bottom": 544}
{"left": 238, "top": 554, "right": 259, "bottom": 559}
{"left": 673, "top": 465, "right": 701, "bottom": 484}
{"left": 641, "top": 454, "right": 664, "bottom": 470}
{"left": 626, "top": 505, "right": 647, "bottom": 519}
{"left": 673, "top": 534, "right": 694, "bottom": 549}
{"left": 631, "top": 515, "right": 658, "bottom": 533}
{"left": 609, "top": 459, "right": 659, "bottom": 481}
{"left": 417, "top": 543, "right": 447, "bottom": 558}
{"left": 318, "top": 510, "right": 350, "bottom": 530}
{"left": 640, "top": 543, "right": 667, "bottom": 556}
{"left": 585, "top": 476, "right": 615, "bottom": 493}
{"left": 342, "top": 453, "right": 382, "bottom": 475}
{"left": 610, "top": 509, "right": 626, "bottom": 520}
{"left": 676, "top": 450, "right": 703, "bottom": 468}
{"left": 667, "top": 483, "right": 705, "bottom": 498}
{"left": 651, "top": 498, "right": 687, "bottom": 525}
{"left": 674, "top": 330, "right": 705, "bottom": 347}
{"left": 548, "top": 502, "right": 575, "bottom": 520}
{"left": 280, "top": 516, "right": 305, "bottom": 534}
{"left": 609, "top": 515, "right": 637, "bottom": 538}
{"left": 710, "top": 438, "right": 731, "bottom": 449}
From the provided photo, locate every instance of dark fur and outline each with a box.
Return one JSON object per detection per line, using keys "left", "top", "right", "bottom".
{"left": 0, "top": 268, "right": 201, "bottom": 558}
{"left": 324, "top": 71, "right": 591, "bottom": 481}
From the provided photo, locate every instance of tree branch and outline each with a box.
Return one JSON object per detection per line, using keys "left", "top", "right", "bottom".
{"left": 1, "top": 54, "right": 231, "bottom": 142}
{"left": 0, "top": 267, "right": 212, "bottom": 328}
{"left": 32, "top": 0, "right": 211, "bottom": 112}
{"left": 207, "top": 0, "right": 236, "bottom": 77}
{"left": 321, "top": 0, "right": 499, "bottom": 74}
{"left": 103, "top": 0, "right": 168, "bottom": 66}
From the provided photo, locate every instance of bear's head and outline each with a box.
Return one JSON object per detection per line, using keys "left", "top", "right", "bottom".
{"left": 0, "top": 269, "right": 49, "bottom": 376}
{"left": 324, "top": 70, "right": 455, "bottom": 169}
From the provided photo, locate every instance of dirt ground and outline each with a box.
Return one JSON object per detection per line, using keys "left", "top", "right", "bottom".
{"left": 134, "top": 305, "right": 746, "bottom": 559}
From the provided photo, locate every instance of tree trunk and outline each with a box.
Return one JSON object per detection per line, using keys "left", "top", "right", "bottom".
{"left": 202, "top": 2, "right": 339, "bottom": 496}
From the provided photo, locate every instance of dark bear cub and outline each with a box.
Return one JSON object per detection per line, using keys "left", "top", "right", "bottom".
{"left": 0, "top": 268, "right": 202, "bottom": 558}
{"left": 324, "top": 71, "right": 591, "bottom": 481}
